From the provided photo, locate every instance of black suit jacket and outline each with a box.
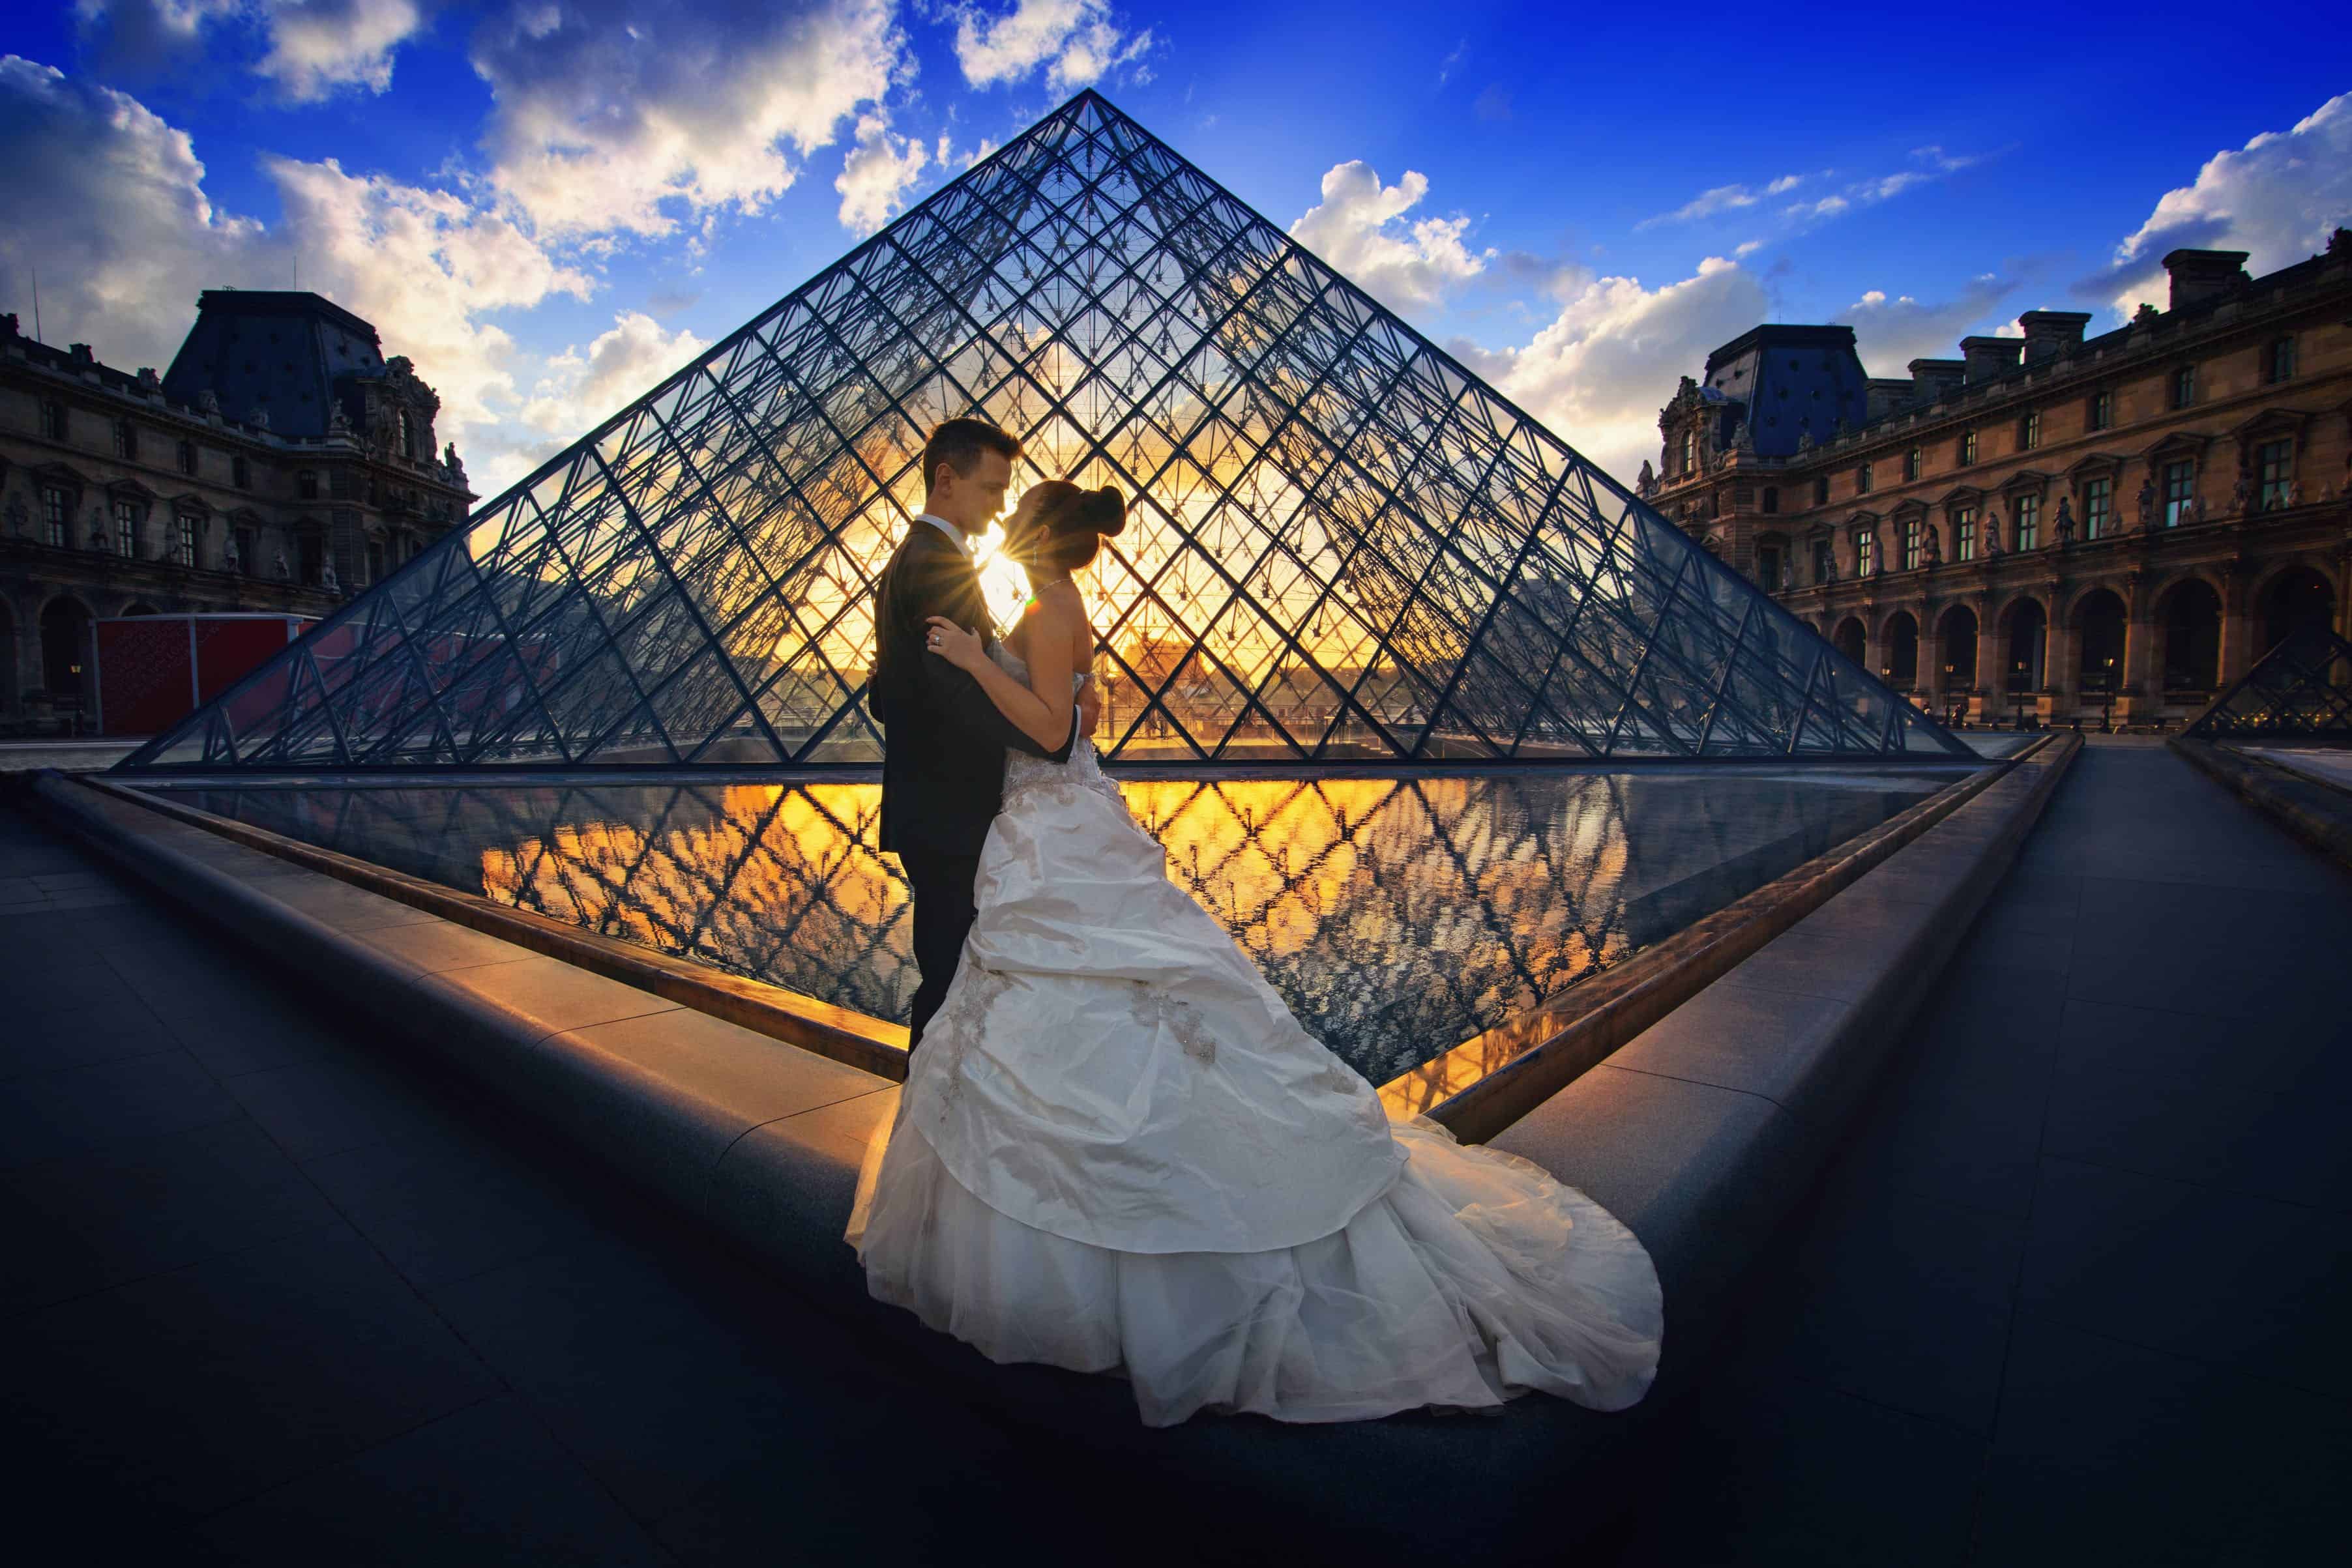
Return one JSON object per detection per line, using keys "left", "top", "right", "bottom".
{"left": 870, "top": 522, "right": 1076, "bottom": 858}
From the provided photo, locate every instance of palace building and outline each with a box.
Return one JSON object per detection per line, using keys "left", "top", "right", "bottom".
{"left": 1643, "top": 233, "right": 2352, "bottom": 727}
{"left": 0, "top": 291, "right": 473, "bottom": 731}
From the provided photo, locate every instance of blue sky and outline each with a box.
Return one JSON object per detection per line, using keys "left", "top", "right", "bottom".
{"left": 5, "top": 1, "right": 2347, "bottom": 497}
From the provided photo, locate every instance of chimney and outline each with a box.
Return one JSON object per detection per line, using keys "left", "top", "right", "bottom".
{"left": 1909, "top": 358, "right": 1965, "bottom": 404}
{"left": 1864, "top": 378, "right": 1913, "bottom": 421}
{"left": 2160, "top": 249, "right": 2250, "bottom": 312}
{"left": 1959, "top": 336, "right": 2024, "bottom": 383}
{"left": 2016, "top": 310, "right": 2092, "bottom": 362}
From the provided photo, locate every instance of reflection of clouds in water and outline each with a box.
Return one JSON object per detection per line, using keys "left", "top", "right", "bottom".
{"left": 181, "top": 770, "right": 1939, "bottom": 1082}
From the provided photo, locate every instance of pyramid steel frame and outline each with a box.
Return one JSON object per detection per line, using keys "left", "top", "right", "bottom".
{"left": 119, "top": 91, "right": 1968, "bottom": 774}
{"left": 2186, "top": 625, "right": 2352, "bottom": 740}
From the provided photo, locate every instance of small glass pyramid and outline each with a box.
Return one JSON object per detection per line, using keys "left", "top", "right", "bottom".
{"left": 2186, "top": 626, "right": 2352, "bottom": 740}
{"left": 120, "top": 90, "right": 1967, "bottom": 772}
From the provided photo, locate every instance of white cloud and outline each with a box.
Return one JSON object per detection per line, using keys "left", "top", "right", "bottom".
{"left": 952, "top": 0, "right": 1153, "bottom": 91}
{"left": 1834, "top": 274, "right": 2018, "bottom": 374}
{"left": 467, "top": 0, "right": 905, "bottom": 240}
{"left": 834, "top": 109, "right": 928, "bottom": 235}
{"left": 1638, "top": 173, "right": 1807, "bottom": 229}
{"left": 2098, "top": 89, "right": 2352, "bottom": 319}
{"left": 1733, "top": 238, "right": 1764, "bottom": 257}
{"left": 520, "top": 310, "right": 709, "bottom": 440}
{"left": 1288, "top": 161, "right": 1493, "bottom": 315}
{"left": 72, "top": 0, "right": 432, "bottom": 100}
{"left": 1454, "top": 255, "right": 1771, "bottom": 485}
{"left": 1435, "top": 38, "right": 1465, "bottom": 87}
{"left": 257, "top": 0, "right": 432, "bottom": 102}
{"left": 0, "top": 55, "right": 604, "bottom": 501}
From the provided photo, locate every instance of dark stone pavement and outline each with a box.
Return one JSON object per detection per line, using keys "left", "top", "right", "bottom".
{"left": 7, "top": 743, "right": 2349, "bottom": 1563}
{"left": 1602, "top": 741, "right": 2352, "bottom": 1566}
{"left": 0, "top": 796, "right": 1160, "bottom": 1565}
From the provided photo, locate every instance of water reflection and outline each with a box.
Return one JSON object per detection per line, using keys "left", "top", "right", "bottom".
{"left": 175, "top": 771, "right": 1942, "bottom": 1082}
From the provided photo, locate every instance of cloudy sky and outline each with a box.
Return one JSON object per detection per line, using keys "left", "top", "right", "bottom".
{"left": 6, "top": 1, "right": 2347, "bottom": 501}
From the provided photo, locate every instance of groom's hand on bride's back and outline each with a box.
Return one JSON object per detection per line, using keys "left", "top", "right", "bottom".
{"left": 1076, "top": 677, "right": 1101, "bottom": 738}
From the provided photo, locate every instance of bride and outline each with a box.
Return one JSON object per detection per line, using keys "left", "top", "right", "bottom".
{"left": 847, "top": 479, "right": 1662, "bottom": 1427}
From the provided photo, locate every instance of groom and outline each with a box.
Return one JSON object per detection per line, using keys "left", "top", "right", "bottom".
{"left": 871, "top": 418, "right": 1098, "bottom": 1049}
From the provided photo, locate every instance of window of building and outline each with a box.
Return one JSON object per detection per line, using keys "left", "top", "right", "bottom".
{"left": 1813, "top": 540, "right": 1834, "bottom": 584}
{"left": 1856, "top": 462, "right": 1873, "bottom": 494}
{"left": 1757, "top": 544, "right": 1783, "bottom": 590}
{"left": 42, "top": 485, "right": 70, "bottom": 548}
{"left": 1813, "top": 475, "right": 1830, "bottom": 506}
{"left": 2169, "top": 365, "right": 2195, "bottom": 409}
{"left": 2089, "top": 388, "right": 2114, "bottom": 431}
{"left": 297, "top": 470, "right": 319, "bottom": 499}
{"left": 1955, "top": 506, "right": 1977, "bottom": 562}
{"left": 2015, "top": 494, "right": 2040, "bottom": 551}
{"left": 175, "top": 512, "right": 199, "bottom": 568}
{"left": 1854, "top": 529, "right": 1876, "bottom": 577}
{"left": 2162, "top": 460, "right": 2196, "bottom": 527}
{"left": 1904, "top": 446, "right": 1922, "bottom": 482}
{"left": 111, "top": 498, "right": 142, "bottom": 559}
{"left": 1679, "top": 429, "right": 1694, "bottom": 474}
{"left": 1900, "top": 517, "right": 1922, "bottom": 571}
{"left": 177, "top": 439, "right": 198, "bottom": 476}
{"left": 2257, "top": 439, "right": 2294, "bottom": 510}
{"left": 1761, "top": 486, "right": 1780, "bottom": 514}
{"left": 367, "top": 540, "right": 386, "bottom": 584}
{"left": 231, "top": 454, "right": 250, "bottom": 489}
{"left": 1959, "top": 430, "right": 1978, "bottom": 467}
{"left": 398, "top": 409, "right": 415, "bottom": 459}
{"left": 113, "top": 419, "right": 136, "bottom": 460}
{"left": 2265, "top": 336, "right": 2297, "bottom": 385}
{"left": 2083, "top": 476, "right": 2113, "bottom": 539}
{"left": 235, "top": 525, "right": 258, "bottom": 576}
{"left": 2020, "top": 409, "right": 2041, "bottom": 450}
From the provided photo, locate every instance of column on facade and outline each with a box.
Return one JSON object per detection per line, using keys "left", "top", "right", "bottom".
{"left": 2044, "top": 583, "right": 2076, "bottom": 708}
{"left": 2120, "top": 570, "right": 2157, "bottom": 715}
{"left": 1973, "top": 596, "right": 2003, "bottom": 716}
{"left": 2216, "top": 565, "right": 2252, "bottom": 689}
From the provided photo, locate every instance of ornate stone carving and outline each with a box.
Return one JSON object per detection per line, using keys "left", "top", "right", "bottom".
{"left": 248, "top": 403, "right": 271, "bottom": 432}
{"left": 319, "top": 555, "right": 339, "bottom": 592}
{"left": 3, "top": 493, "right": 25, "bottom": 538}
{"left": 2134, "top": 477, "right": 2154, "bottom": 531}
{"left": 1922, "top": 523, "right": 1942, "bottom": 567}
{"left": 272, "top": 550, "right": 290, "bottom": 580}
{"left": 1636, "top": 459, "right": 1654, "bottom": 495}
{"left": 2053, "top": 496, "right": 2076, "bottom": 544}
{"left": 197, "top": 388, "right": 221, "bottom": 416}
{"left": 1984, "top": 508, "right": 2004, "bottom": 556}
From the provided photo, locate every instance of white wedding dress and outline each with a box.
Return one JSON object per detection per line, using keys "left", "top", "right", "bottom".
{"left": 847, "top": 646, "right": 1662, "bottom": 1427}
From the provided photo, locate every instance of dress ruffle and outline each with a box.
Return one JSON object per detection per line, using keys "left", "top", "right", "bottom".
{"left": 851, "top": 1109, "right": 1662, "bottom": 1427}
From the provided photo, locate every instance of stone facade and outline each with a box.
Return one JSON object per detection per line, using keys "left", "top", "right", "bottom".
{"left": 0, "top": 292, "right": 473, "bottom": 731}
{"left": 1645, "top": 235, "right": 2352, "bottom": 727}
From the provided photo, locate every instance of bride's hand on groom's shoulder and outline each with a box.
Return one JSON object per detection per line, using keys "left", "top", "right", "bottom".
{"left": 923, "top": 616, "right": 987, "bottom": 673}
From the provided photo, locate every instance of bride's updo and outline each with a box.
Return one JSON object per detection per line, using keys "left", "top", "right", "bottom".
{"left": 1012, "top": 480, "right": 1126, "bottom": 575}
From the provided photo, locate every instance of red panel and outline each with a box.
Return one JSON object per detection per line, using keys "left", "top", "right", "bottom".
{"left": 195, "top": 618, "right": 303, "bottom": 704}
{"left": 95, "top": 620, "right": 195, "bottom": 736}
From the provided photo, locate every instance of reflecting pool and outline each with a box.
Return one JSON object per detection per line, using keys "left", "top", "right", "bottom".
{"left": 166, "top": 768, "right": 1957, "bottom": 1082}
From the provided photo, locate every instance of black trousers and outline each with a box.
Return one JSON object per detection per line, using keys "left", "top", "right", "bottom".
{"left": 899, "top": 849, "right": 982, "bottom": 1052}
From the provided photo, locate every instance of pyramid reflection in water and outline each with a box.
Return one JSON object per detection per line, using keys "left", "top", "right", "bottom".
{"left": 123, "top": 91, "right": 1964, "bottom": 772}
{"left": 173, "top": 771, "right": 1944, "bottom": 1081}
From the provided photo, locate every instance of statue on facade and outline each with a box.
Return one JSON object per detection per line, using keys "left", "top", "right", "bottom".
{"left": 1637, "top": 459, "right": 1655, "bottom": 495}
{"left": 2187, "top": 493, "right": 2205, "bottom": 523}
{"left": 2053, "top": 496, "right": 2076, "bottom": 544}
{"left": 2288, "top": 476, "right": 2304, "bottom": 507}
{"left": 198, "top": 388, "right": 221, "bottom": 416}
{"left": 442, "top": 441, "right": 465, "bottom": 484}
{"left": 1821, "top": 551, "right": 1838, "bottom": 585}
{"left": 136, "top": 367, "right": 160, "bottom": 391}
{"left": 1984, "top": 508, "right": 2004, "bottom": 556}
{"left": 1922, "top": 523, "right": 1942, "bottom": 566}
{"left": 89, "top": 507, "right": 109, "bottom": 552}
{"left": 223, "top": 531, "right": 241, "bottom": 573}
{"left": 248, "top": 403, "right": 271, "bottom": 432}
{"left": 329, "top": 399, "right": 353, "bottom": 438}
{"left": 1796, "top": 424, "right": 1817, "bottom": 454}
{"left": 2132, "top": 302, "right": 2160, "bottom": 325}
{"left": 2134, "top": 477, "right": 2155, "bottom": 531}
{"left": 319, "top": 555, "right": 340, "bottom": 592}
{"left": 272, "top": 550, "right": 291, "bottom": 581}
{"left": 4, "top": 493, "right": 25, "bottom": 538}
{"left": 2233, "top": 467, "right": 2252, "bottom": 514}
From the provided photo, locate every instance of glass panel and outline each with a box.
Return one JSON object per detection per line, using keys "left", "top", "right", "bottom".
{"left": 118, "top": 91, "right": 1966, "bottom": 771}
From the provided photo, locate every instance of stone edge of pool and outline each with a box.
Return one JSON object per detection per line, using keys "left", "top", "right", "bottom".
{"left": 2169, "top": 736, "right": 2352, "bottom": 875}
{"left": 26, "top": 735, "right": 2080, "bottom": 1552}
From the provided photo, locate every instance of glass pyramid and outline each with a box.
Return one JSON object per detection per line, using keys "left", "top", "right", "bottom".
{"left": 2186, "top": 626, "right": 2352, "bottom": 740}
{"left": 120, "top": 90, "right": 1966, "bottom": 773}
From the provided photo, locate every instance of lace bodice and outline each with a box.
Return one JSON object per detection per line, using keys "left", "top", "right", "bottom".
{"left": 991, "top": 642, "right": 1126, "bottom": 817}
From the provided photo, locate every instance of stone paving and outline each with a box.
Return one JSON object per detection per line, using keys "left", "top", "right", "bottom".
{"left": 7, "top": 742, "right": 2349, "bottom": 1564}
{"left": 1600, "top": 741, "right": 2352, "bottom": 1565}
{"left": 0, "top": 796, "right": 1158, "bottom": 1564}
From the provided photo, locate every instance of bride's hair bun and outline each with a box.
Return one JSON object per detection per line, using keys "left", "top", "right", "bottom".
{"left": 1078, "top": 485, "right": 1128, "bottom": 538}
